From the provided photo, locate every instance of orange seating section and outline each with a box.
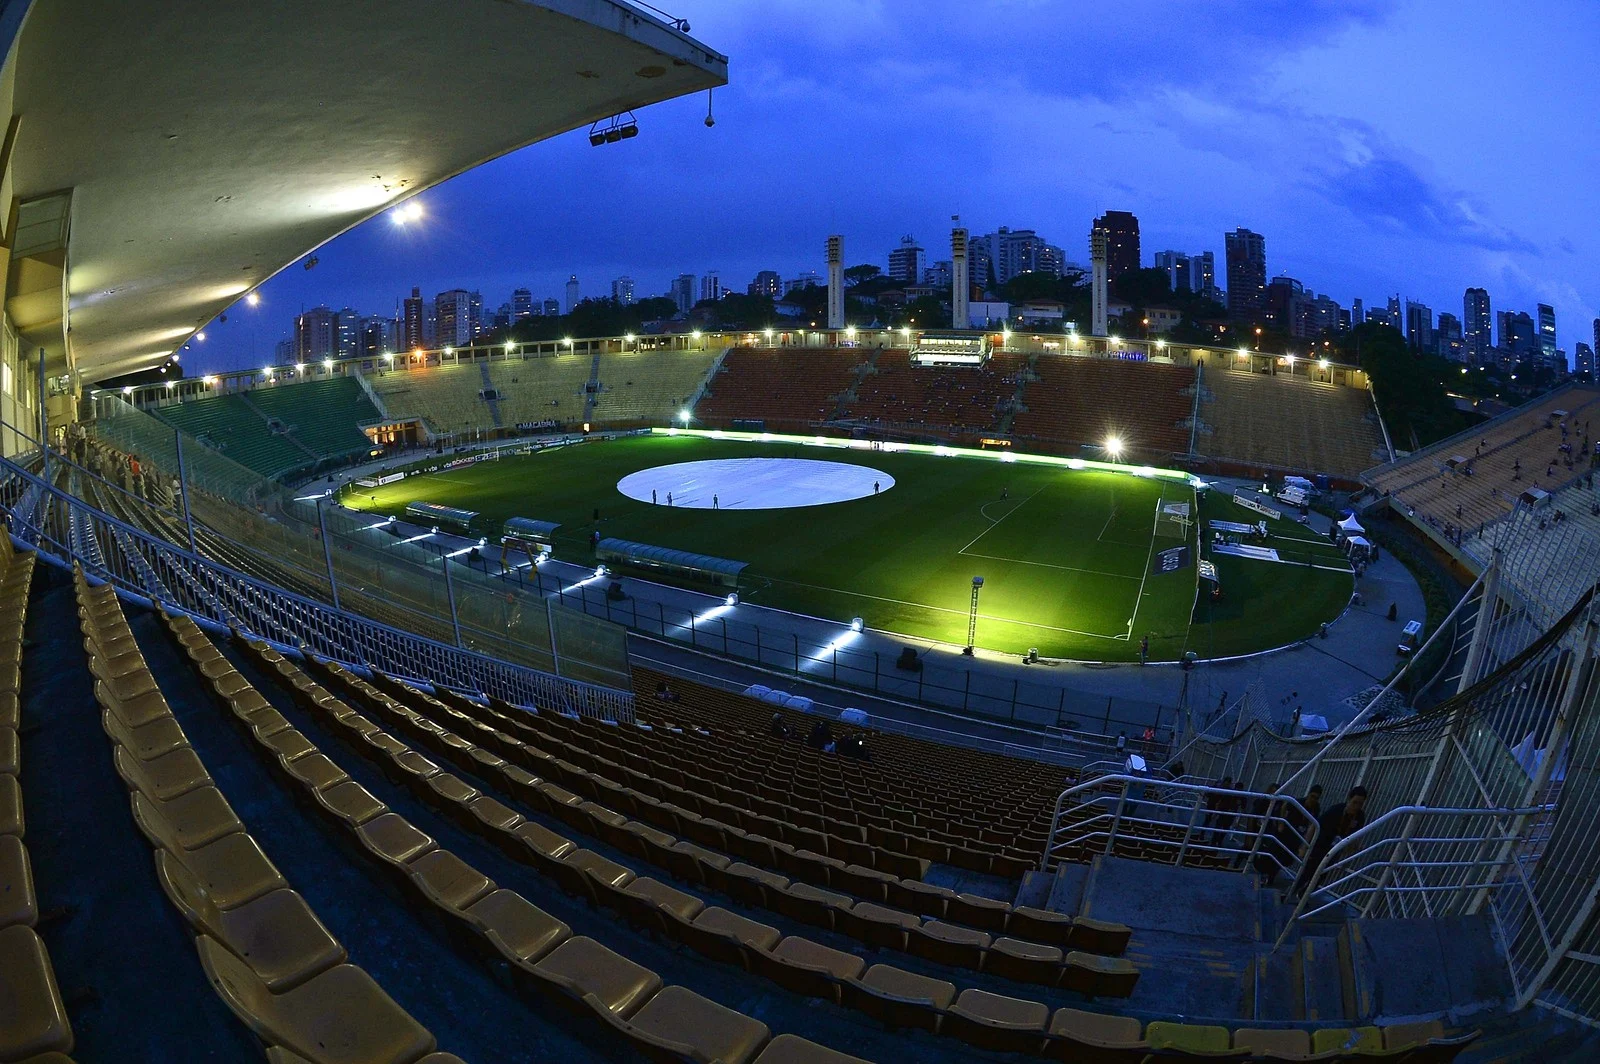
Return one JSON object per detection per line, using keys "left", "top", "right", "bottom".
{"left": 848, "top": 351, "right": 1024, "bottom": 435}
{"left": 1011, "top": 357, "right": 1194, "bottom": 457}
{"left": 697, "top": 346, "right": 866, "bottom": 427}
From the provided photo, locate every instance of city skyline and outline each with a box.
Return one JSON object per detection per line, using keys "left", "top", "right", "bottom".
{"left": 185, "top": 0, "right": 1597, "bottom": 374}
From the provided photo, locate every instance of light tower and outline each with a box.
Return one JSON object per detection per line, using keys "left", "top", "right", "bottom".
{"left": 951, "top": 223, "right": 970, "bottom": 331}
{"left": 1090, "top": 225, "right": 1109, "bottom": 337}
{"left": 826, "top": 235, "right": 844, "bottom": 331}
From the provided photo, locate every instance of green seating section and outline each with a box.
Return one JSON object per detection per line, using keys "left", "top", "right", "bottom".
{"left": 154, "top": 395, "right": 310, "bottom": 479}
{"left": 246, "top": 379, "right": 379, "bottom": 462}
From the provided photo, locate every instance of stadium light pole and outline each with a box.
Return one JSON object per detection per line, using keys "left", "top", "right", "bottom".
{"left": 964, "top": 576, "right": 984, "bottom": 656}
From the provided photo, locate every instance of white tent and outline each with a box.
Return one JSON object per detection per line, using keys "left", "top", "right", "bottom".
{"left": 1338, "top": 515, "right": 1365, "bottom": 534}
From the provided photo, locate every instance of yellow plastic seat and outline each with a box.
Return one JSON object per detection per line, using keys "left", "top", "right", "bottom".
{"left": 407, "top": 850, "right": 495, "bottom": 913}
{"left": 771, "top": 882, "right": 853, "bottom": 930}
{"left": 0, "top": 773, "right": 21, "bottom": 837}
{"left": 157, "top": 853, "right": 345, "bottom": 991}
{"left": 943, "top": 987, "right": 1050, "bottom": 1055}
{"left": 620, "top": 877, "right": 705, "bottom": 924}
{"left": 1044, "top": 1006, "right": 1147, "bottom": 1061}
{"left": 1061, "top": 950, "right": 1140, "bottom": 997}
{"left": 1146, "top": 1021, "right": 1245, "bottom": 1060}
{"left": 836, "top": 900, "right": 920, "bottom": 951}
{"left": 464, "top": 889, "right": 570, "bottom": 963}
{"left": 314, "top": 781, "right": 388, "bottom": 828}
{"left": 986, "top": 936, "right": 1065, "bottom": 985}
{"left": 908, "top": 919, "right": 991, "bottom": 969}
{"left": 1311, "top": 1027, "right": 1384, "bottom": 1054}
{"left": 530, "top": 935, "right": 662, "bottom": 1017}
{"left": 749, "top": 935, "right": 863, "bottom": 1003}
{"left": 356, "top": 813, "right": 436, "bottom": 867}
{"left": 1234, "top": 1028, "right": 1313, "bottom": 1060}
{"left": 1007, "top": 904, "right": 1076, "bottom": 947}
{"left": 0, "top": 834, "right": 37, "bottom": 928}
{"left": 843, "top": 963, "right": 955, "bottom": 1032}
{"left": 114, "top": 745, "right": 212, "bottom": 801}
{"left": 283, "top": 753, "right": 348, "bottom": 793}
{"left": 101, "top": 710, "right": 187, "bottom": 760}
{"left": 260, "top": 728, "right": 319, "bottom": 764}
{"left": 198, "top": 935, "right": 435, "bottom": 1064}
{"left": 752, "top": 1033, "right": 872, "bottom": 1064}
{"left": 623, "top": 984, "right": 771, "bottom": 1064}
{"left": 132, "top": 796, "right": 286, "bottom": 908}
{"left": 0, "top": 923, "right": 74, "bottom": 1059}
{"left": 0, "top": 726, "right": 17, "bottom": 776}
{"left": 137, "top": 785, "right": 242, "bottom": 850}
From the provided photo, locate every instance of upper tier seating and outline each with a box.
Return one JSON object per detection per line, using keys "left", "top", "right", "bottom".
{"left": 245, "top": 378, "right": 380, "bottom": 463}
{"left": 485, "top": 356, "right": 594, "bottom": 428}
{"left": 367, "top": 363, "right": 493, "bottom": 434}
{"left": 1366, "top": 388, "right": 1600, "bottom": 536}
{"left": 590, "top": 349, "right": 720, "bottom": 424}
{"left": 847, "top": 351, "right": 1023, "bottom": 436}
{"left": 153, "top": 395, "right": 311, "bottom": 478}
{"left": 696, "top": 347, "right": 865, "bottom": 428}
{"left": 1201, "top": 369, "right": 1387, "bottom": 478}
{"left": 1009, "top": 357, "right": 1195, "bottom": 459}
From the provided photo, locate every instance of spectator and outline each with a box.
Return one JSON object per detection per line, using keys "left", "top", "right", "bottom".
{"left": 1291, "top": 786, "right": 1370, "bottom": 899}
{"left": 769, "top": 712, "right": 792, "bottom": 740}
{"left": 653, "top": 680, "right": 678, "bottom": 703}
{"left": 1203, "top": 776, "right": 1233, "bottom": 845}
{"left": 805, "top": 720, "right": 833, "bottom": 751}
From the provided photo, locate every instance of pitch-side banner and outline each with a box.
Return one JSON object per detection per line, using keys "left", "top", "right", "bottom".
{"left": 1232, "top": 493, "right": 1283, "bottom": 521}
{"left": 1153, "top": 545, "right": 1192, "bottom": 574}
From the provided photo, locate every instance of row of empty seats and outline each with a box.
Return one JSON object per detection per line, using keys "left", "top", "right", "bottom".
{"left": 1011, "top": 357, "right": 1195, "bottom": 458}
{"left": 152, "top": 394, "right": 313, "bottom": 479}
{"left": 846, "top": 351, "right": 1023, "bottom": 436}
{"left": 1202, "top": 369, "right": 1386, "bottom": 478}
{"left": 696, "top": 347, "right": 865, "bottom": 428}
{"left": 0, "top": 538, "right": 76, "bottom": 1063}
{"left": 590, "top": 349, "right": 721, "bottom": 424}
{"left": 209, "top": 627, "right": 866, "bottom": 1063}
{"left": 483, "top": 356, "right": 595, "bottom": 428}
{"left": 77, "top": 568, "right": 453, "bottom": 1063}
{"left": 244, "top": 378, "right": 380, "bottom": 463}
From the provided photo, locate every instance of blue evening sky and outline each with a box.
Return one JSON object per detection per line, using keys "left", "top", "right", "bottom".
{"left": 193, "top": 0, "right": 1599, "bottom": 373}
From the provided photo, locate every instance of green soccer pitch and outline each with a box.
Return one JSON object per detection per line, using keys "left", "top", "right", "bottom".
{"left": 342, "top": 434, "right": 1355, "bottom": 662}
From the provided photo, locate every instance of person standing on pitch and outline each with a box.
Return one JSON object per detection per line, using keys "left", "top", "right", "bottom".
{"left": 713, "top": 494, "right": 719, "bottom": 509}
{"left": 667, "top": 492, "right": 673, "bottom": 507}
{"left": 652, "top": 488, "right": 657, "bottom": 504}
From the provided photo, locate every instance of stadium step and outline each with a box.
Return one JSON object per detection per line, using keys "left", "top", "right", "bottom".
{"left": 1342, "top": 915, "right": 1513, "bottom": 1023}
{"left": 1297, "top": 934, "right": 1348, "bottom": 1022}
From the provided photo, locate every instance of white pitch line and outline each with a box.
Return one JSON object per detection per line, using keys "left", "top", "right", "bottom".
{"left": 957, "top": 551, "right": 1143, "bottom": 580}
{"left": 1126, "top": 490, "right": 1172, "bottom": 639}
{"left": 957, "top": 486, "right": 1044, "bottom": 555}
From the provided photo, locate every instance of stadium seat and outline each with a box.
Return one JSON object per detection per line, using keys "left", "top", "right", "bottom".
{"left": 529, "top": 936, "right": 662, "bottom": 1017}
{"left": 197, "top": 935, "right": 437, "bottom": 1064}
{"left": 616, "top": 984, "right": 771, "bottom": 1064}
{"left": 1042, "top": 1007, "right": 1148, "bottom": 1061}
{"left": 842, "top": 964, "right": 954, "bottom": 1032}
{"left": 941, "top": 987, "right": 1049, "bottom": 1055}
{"left": 156, "top": 852, "right": 346, "bottom": 991}
{"left": 984, "top": 937, "right": 1064, "bottom": 986}
{"left": 462, "top": 889, "right": 570, "bottom": 964}
{"left": 0, "top": 924, "right": 74, "bottom": 1060}
{"left": 752, "top": 1033, "right": 872, "bottom": 1064}
{"left": 1144, "top": 1021, "right": 1245, "bottom": 1060}
{"left": 0, "top": 833, "right": 37, "bottom": 929}
{"left": 749, "top": 936, "right": 864, "bottom": 1004}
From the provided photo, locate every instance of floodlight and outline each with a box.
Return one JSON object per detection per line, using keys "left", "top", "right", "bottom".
{"left": 691, "top": 330, "right": 702, "bottom": 340}
{"left": 594, "top": 565, "right": 607, "bottom": 577}
{"left": 1105, "top": 435, "right": 1124, "bottom": 458}
{"left": 323, "top": 358, "right": 334, "bottom": 370}
{"left": 1319, "top": 359, "right": 1330, "bottom": 369}
{"left": 725, "top": 593, "right": 738, "bottom": 607}
{"left": 196, "top": 331, "right": 206, "bottom": 342}
{"left": 679, "top": 410, "right": 691, "bottom": 423}
{"left": 625, "top": 333, "right": 635, "bottom": 342}
{"left": 443, "top": 346, "right": 454, "bottom": 355}
{"left": 296, "top": 363, "right": 306, "bottom": 373}
{"left": 505, "top": 341, "right": 516, "bottom": 352}
{"left": 245, "top": 292, "right": 261, "bottom": 306}
{"left": 850, "top": 617, "right": 864, "bottom": 633}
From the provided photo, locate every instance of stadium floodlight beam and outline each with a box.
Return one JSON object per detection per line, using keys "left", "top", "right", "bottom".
{"left": 245, "top": 292, "right": 261, "bottom": 307}
{"left": 725, "top": 593, "right": 738, "bottom": 607}
{"left": 323, "top": 358, "right": 334, "bottom": 370}
{"left": 679, "top": 409, "right": 691, "bottom": 425}
{"left": 1319, "top": 359, "right": 1330, "bottom": 370}
{"left": 849, "top": 617, "right": 864, "bottom": 633}
{"left": 964, "top": 576, "right": 984, "bottom": 656}
{"left": 1105, "top": 435, "right": 1124, "bottom": 460}
{"left": 594, "top": 565, "right": 608, "bottom": 578}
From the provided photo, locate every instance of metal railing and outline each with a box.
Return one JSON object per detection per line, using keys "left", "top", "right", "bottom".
{"left": 1279, "top": 803, "right": 1555, "bottom": 947}
{"left": 0, "top": 453, "right": 634, "bottom": 722}
{"left": 1042, "top": 774, "right": 1318, "bottom": 882}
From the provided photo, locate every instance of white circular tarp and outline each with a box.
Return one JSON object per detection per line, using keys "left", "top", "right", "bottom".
{"left": 617, "top": 457, "right": 892, "bottom": 510}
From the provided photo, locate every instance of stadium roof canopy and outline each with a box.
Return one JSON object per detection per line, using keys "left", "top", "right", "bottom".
{"left": 1, "top": 0, "right": 727, "bottom": 383}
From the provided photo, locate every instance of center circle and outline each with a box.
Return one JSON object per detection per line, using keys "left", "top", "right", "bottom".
{"left": 617, "top": 457, "right": 894, "bottom": 510}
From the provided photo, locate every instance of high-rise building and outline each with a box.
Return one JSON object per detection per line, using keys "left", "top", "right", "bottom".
{"left": 700, "top": 272, "right": 722, "bottom": 304}
{"left": 971, "top": 227, "right": 1063, "bottom": 286}
{"left": 1594, "top": 318, "right": 1600, "bottom": 364}
{"left": 825, "top": 236, "right": 844, "bottom": 330}
{"left": 1574, "top": 342, "right": 1594, "bottom": 379}
{"left": 402, "top": 287, "right": 426, "bottom": 350}
{"left": 541, "top": 298, "right": 560, "bottom": 317}
{"left": 1435, "top": 312, "right": 1464, "bottom": 362}
{"left": 1499, "top": 310, "right": 1537, "bottom": 361}
{"left": 1092, "top": 211, "right": 1140, "bottom": 279}
{"left": 434, "top": 289, "right": 474, "bottom": 348}
{"left": 1537, "top": 303, "right": 1558, "bottom": 366}
{"left": 922, "top": 261, "right": 951, "bottom": 290}
{"left": 1405, "top": 301, "right": 1434, "bottom": 352}
{"left": 1153, "top": 251, "right": 1192, "bottom": 292}
{"left": 1386, "top": 297, "right": 1402, "bottom": 330}
{"left": 887, "top": 236, "right": 923, "bottom": 284}
{"left": 334, "top": 308, "right": 360, "bottom": 358}
{"left": 951, "top": 228, "right": 969, "bottom": 332}
{"left": 1195, "top": 252, "right": 1217, "bottom": 301}
{"left": 358, "top": 316, "right": 397, "bottom": 359}
{"left": 1266, "top": 276, "right": 1308, "bottom": 339}
{"left": 611, "top": 276, "right": 635, "bottom": 305}
{"left": 748, "top": 271, "right": 781, "bottom": 298}
{"left": 670, "top": 274, "right": 696, "bottom": 315}
{"left": 293, "top": 306, "right": 338, "bottom": 362}
{"left": 564, "top": 275, "right": 580, "bottom": 313}
{"left": 1224, "top": 228, "right": 1266, "bottom": 321}
{"left": 489, "top": 303, "right": 511, "bottom": 332}
{"left": 512, "top": 288, "right": 533, "bottom": 322}
{"left": 782, "top": 272, "right": 820, "bottom": 295}
{"left": 1351, "top": 298, "right": 1364, "bottom": 326}
{"left": 1463, "top": 288, "right": 1492, "bottom": 365}
{"left": 1310, "top": 294, "right": 1344, "bottom": 336}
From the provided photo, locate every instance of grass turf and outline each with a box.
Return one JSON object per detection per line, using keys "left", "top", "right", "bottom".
{"left": 344, "top": 435, "right": 1350, "bottom": 661}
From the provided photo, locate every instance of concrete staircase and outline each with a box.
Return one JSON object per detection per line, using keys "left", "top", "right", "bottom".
{"left": 1022, "top": 855, "right": 1514, "bottom": 1027}
{"left": 478, "top": 361, "right": 504, "bottom": 428}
